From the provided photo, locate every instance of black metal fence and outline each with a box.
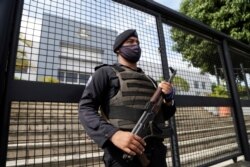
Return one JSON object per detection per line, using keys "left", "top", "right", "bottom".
{"left": 1, "top": 0, "right": 250, "bottom": 167}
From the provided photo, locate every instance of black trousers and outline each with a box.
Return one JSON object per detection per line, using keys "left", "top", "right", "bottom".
{"left": 103, "top": 138, "right": 167, "bottom": 167}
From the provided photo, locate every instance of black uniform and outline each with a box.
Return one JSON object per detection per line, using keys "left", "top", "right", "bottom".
{"left": 79, "top": 63, "right": 176, "bottom": 167}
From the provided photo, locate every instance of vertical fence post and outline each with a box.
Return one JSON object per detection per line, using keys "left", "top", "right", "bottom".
{"left": 156, "top": 15, "right": 181, "bottom": 167}
{"left": 0, "top": 0, "right": 23, "bottom": 166}
{"left": 0, "top": 1, "right": 16, "bottom": 118}
{"left": 0, "top": 0, "right": 17, "bottom": 166}
{"left": 221, "top": 40, "right": 250, "bottom": 161}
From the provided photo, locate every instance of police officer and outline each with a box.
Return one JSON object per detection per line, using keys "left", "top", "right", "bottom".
{"left": 79, "top": 29, "right": 176, "bottom": 167}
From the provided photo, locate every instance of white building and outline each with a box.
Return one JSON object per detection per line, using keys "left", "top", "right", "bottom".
{"left": 176, "top": 69, "right": 212, "bottom": 96}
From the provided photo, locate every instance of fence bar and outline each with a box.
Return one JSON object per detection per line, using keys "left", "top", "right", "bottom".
{"left": 0, "top": 0, "right": 18, "bottom": 166}
{"left": 0, "top": 0, "right": 24, "bottom": 166}
{"left": 198, "top": 153, "right": 242, "bottom": 167}
{"left": 10, "top": 80, "right": 84, "bottom": 102}
{"left": 222, "top": 40, "right": 250, "bottom": 161}
{"left": 156, "top": 15, "right": 181, "bottom": 167}
{"left": 2, "top": 0, "right": 250, "bottom": 166}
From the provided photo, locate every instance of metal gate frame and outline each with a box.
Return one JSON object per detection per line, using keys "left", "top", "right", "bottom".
{"left": 1, "top": 0, "right": 250, "bottom": 166}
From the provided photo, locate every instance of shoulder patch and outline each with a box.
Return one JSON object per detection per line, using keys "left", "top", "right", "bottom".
{"left": 85, "top": 76, "right": 92, "bottom": 87}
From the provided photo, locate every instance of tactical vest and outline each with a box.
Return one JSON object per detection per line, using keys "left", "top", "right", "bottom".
{"left": 107, "top": 65, "right": 165, "bottom": 130}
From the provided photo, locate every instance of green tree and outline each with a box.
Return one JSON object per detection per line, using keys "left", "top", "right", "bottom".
{"left": 210, "top": 84, "right": 229, "bottom": 98}
{"left": 171, "top": 0, "right": 250, "bottom": 77}
{"left": 210, "top": 83, "right": 249, "bottom": 99}
{"left": 173, "top": 76, "right": 190, "bottom": 92}
{"left": 237, "top": 84, "right": 249, "bottom": 99}
{"left": 158, "top": 76, "right": 190, "bottom": 92}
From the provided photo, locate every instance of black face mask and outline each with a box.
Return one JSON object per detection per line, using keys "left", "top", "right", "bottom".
{"left": 119, "top": 45, "right": 141, "bottom": 63}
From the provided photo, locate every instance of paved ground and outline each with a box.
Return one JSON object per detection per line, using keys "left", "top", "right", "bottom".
{"left": 224, "top": 161, "right": 250, "bottom": 167}
{"left": 210, "top": 156, "right": 250, "bottom": 167}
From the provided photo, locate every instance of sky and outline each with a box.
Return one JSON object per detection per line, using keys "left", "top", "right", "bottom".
{"left": 154, "top": 0, "right": 182, "bottom": 10}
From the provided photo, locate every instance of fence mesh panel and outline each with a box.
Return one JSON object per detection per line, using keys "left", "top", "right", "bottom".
{"left": 10, "top": 0, "right": 167, "bottom": 166}
{"left": 163, "top": 24, "right": 241, "bottom": 166}
{"left": 8, "top": 0, "right": 244, "bottom": 166}
{"left": 174, "top": 107, "right": 240, "bottom": 167}
{"left": 8, "top": 101, "right": 103, "bottom": 167}
{"left": 229, "top": 48, "right": 250, "bottom": 146}
{"left": 15, "top": 0, "right": 163, "bottom": 84}
{"left": 229, "top": 49, "right": 250, "bottom": 101}
{"left": 163, "top": 24, "right": 231, "bottom": 97}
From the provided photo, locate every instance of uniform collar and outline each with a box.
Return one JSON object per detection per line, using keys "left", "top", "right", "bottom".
{"left": 115, "top": 63, "right": 143, "bottom": 73}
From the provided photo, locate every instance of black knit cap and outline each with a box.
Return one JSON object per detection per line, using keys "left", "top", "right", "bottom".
{"left": 113, "top": 29, "right": 138, "bottom": 53}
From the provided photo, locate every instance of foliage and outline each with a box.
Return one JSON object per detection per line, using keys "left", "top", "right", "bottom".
{"left": 237, "top": 84, "right": 250, "bottom": 99}
{"left": 38, "top": 76, "right": 59, "bottom": 83}
{"left": 16, "top": 50, "right": 30, "bottom": 72}
{"left": 158, "top": 75, "right": 190, "bottom": 92}
{"left": 173, "top": 76, "right": 190, "bottom": 92}
{"left": 179, "top": 0, "right": 250, "bottom": 43}
{"left": 210, "top": 84, "right": 229, "bottom": 98}
{"left": 210, "top": 82, "right": 250, "bottom": 99}
{"left": 19, "top": 33, "right": 32, "bottom": 47}
{"left": 171, "top": 0, "right": 250, "bottom": 77}
{"left": 16, "top": 33, "right": 33, "bottom": 72}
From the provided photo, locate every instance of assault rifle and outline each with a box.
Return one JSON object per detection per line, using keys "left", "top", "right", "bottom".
{"left": 123, "top": 67, "right": 177, "bottom": 167}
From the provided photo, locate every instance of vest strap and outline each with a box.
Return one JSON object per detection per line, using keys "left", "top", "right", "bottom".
{"left": 111, "top": 65, "right": 125, "bottom": 72}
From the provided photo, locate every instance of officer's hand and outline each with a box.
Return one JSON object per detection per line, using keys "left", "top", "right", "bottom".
{"left": 159, "top": 81, "right": 175, "bottom": 105}
{"left": 110, "top": 130, "right": 146, "bottom": 156}
{"left": 159, "top": 81, "right": 173, "bottom": 95}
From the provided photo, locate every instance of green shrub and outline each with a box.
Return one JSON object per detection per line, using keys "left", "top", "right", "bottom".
{"left": 210, "top": 84, "right": 229, "bottom": 98}
{"left": 38, "top": 76, "right": 59, "bottom": 83}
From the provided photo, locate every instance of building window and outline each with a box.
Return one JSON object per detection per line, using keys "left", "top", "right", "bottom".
{"left": 66, "top": 72, "right": 77, "bottom": 83}
{"left": 79, "top": 73, "right": 90, "bottom": 84}
{"left": 202, "top": 82, "right": 206, "bottom": 89}
{"left": 58, "top": 70, "right": 90, "bottom": 85}
{"left": 194, "top": 81, "right": 199, "bottom": 89}
{"left": 78, "top": 29, "right": 90, "bottom": 39}
{"left": 195, "top": 92, "right": 200, "bottom": 96}
{"left": 58, "top": 71, "right": 64, "bottom": 82}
